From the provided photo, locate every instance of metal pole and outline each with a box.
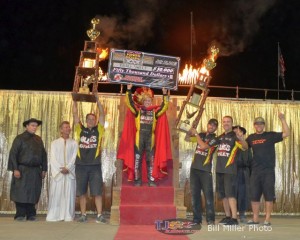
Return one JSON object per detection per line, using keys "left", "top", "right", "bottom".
{"left": 190, "top": 12, "right": 193, "bottom": 65}
{"left": 277, "top": 42, "right": 280, "bottom": 99}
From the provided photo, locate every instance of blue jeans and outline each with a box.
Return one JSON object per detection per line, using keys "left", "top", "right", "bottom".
{"left": 190, "top": 168, "right": 215, "bottom": 223}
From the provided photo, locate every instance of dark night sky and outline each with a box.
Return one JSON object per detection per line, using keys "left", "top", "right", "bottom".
{"left": 1, "top": 0, "right": 300, "bottom": 99}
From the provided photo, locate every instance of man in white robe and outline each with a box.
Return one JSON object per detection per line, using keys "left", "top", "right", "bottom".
{"left": 46, "top": 121, "right": 78, "bottom": 222}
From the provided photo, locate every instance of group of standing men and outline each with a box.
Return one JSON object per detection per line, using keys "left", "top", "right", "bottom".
{"left": 7, "top": 87, "right": 290, "bottom": 226}
{"left": 187, "top": 113, "right": 289, "bottom": 226}
{"left": 8, "top": 94, "right": 107, "bottom": 223}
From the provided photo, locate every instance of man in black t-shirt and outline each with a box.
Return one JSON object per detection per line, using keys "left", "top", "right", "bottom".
{"left": 246, "top": 113, "right": 289, "bottom": 226}
{"left": 216, "top": 116, "right": 248, "bottom": 226}
{"left": 185, "top": 118, "right": 219, "bottom": 225}
{"left": 73, "top": 93, "right": 107, "bottom": 224}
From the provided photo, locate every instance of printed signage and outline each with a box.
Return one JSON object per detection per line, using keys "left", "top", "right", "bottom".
{"left": 107, "top": 49, "right": 180, "bottom": 90}
{"left": 155, "top": 218, "right": 201, "bottom": 235}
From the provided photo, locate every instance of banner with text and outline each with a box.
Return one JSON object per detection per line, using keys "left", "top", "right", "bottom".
{"left": 107, "top": 49, "right": 180, "bottom": 90}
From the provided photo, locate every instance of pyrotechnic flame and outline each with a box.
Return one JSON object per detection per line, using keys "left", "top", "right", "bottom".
{"left": 179, "top": 46, "right": 219, "bottom": 85}
{"left": 98, "top": 48, "right": 109, "bottom": 60}
{"left": 179, "top": 64, "right": 209, "bottom": 85}
{"left": 98, "top": 67, "right": 108, "bottom": 81}
{"left": 96, "top": 48, "right": 109, "bottom": 81}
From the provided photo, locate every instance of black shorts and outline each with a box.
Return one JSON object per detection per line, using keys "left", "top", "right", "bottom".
{"left": 75, "top": 164, "right": 103, "bottom": 197}
{"left": 250, "top": 171, "right": 275, "bottom": 202}
{"left": 216, "top": 173, "right": 237, "bottom": 199}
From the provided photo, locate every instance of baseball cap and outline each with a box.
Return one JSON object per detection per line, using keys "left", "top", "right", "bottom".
{"left": 208, "top": 118, "right": 218, "bottom": 127}
{"left": 254, "top": 117, "right": 265, "bottom": 124}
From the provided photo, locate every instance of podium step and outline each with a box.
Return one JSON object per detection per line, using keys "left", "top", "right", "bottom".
{"left": 120, "top": 204, "right": 176, "bottom": 225}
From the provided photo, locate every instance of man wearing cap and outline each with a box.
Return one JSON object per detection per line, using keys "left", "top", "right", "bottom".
{"left": 185, "top": 118, "right": 219, "bottom": 225}
{"left": 216, "top": 116, "right": 248, "bottom": 225}
{"left": 232, "top": 126, "right": 252, "bottom": 223}
{"left": 8, "top": 118, "right": 47, "bottom": 221}
{"left": 246, "top": 113, "right": 289, "bottom": 226}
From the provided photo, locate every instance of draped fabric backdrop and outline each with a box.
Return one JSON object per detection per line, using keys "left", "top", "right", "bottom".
{"left": 0, "top": 90, "right": 299, "bottom": 213}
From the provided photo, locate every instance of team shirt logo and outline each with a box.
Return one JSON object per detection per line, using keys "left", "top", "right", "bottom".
{"left": 79, "top": 135, "right": 98, "bottom": 149}
{"left": 140, "top": 110, "right": 154, "bottom": 125}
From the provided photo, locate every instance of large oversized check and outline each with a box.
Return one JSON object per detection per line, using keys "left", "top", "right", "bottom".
{"left": 107, "top": 49, "right": 180, "bottom": 90}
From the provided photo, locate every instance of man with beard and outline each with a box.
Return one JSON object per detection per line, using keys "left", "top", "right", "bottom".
{"left": 8, "top": 118, "right": 47, "bottom": 221}
{"left": 185, "top": 119, "right": 219, "bottom": 226}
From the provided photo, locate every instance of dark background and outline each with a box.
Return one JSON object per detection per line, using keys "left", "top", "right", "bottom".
{"left": 1, "top": 0, "right": 299, "bottom": 99}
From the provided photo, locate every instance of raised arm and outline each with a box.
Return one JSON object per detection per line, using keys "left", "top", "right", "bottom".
{"left": 125, "top": 84, "right": 138, "bottom": 115}
{"left": 156, "top": 87, "right": 169, "bottom": 118}
{"left": 279, "top": 112, "right": 290, "bottom": 138}
{"left": 72, "top": 100, "right": 80, "bottom": 124}
{"left": 94, "top": 93, "right": 105, "bottom": 126}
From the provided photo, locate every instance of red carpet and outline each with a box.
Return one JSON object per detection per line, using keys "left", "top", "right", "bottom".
{"left": 114, "top": 225, "right": 189, "bottom": 240}
{"left": 115, "top": 160, "right": 184, "bottom": 238}
{"left": 120, "top": 160, "right": 175, "bottom": 225}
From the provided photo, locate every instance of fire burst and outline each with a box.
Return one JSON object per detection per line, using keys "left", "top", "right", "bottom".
{"left": 179, "top": 65, "right": 209, "bottom": 85}
{"left": 179, "top": 46, "right": 219, "bottom": 85}
{"left": 97, "top": 48, "right": 109, "bottom": 81}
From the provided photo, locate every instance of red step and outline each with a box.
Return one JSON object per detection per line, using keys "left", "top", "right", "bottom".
{"left": 121, "top": 186, "right": 174, "bottom": 205}
{"left": 120, "top": 160, "right": 175, "bottom": 225}
{"left": 120, "top": 204, "right": 176, "bottom": 225}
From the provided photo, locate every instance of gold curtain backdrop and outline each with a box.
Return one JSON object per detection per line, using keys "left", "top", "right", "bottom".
{"left": 0, "top": 90, "right": 299, "bottom": 213}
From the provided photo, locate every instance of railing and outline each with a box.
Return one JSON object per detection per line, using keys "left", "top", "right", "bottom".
{"left": 179, "top": 85, "right": 300, "bottom": 101}
{"left": 98, "top": 81, "right": 300, "bottom": 100}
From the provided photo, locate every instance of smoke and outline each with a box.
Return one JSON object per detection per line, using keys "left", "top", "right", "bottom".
{"left": 210, "top": 0, "right": 278, "bottom": 56}
{"left": 95, "top": 0, "right": 165, "bottom": 50}
{"left": 93, "top": 0, "right": 278, "bottom": 56}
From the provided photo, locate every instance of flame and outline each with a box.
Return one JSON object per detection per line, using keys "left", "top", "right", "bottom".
{"left": 97, "top": 48, "right": 109, "bottom": 81}
{"left": 179, "top": 64, "right": 208, "bottom": 85}
{"left": 97, "top": 48, "right": 109, "bottom": 60}
{"left": 179, "top": 45, "right": 219, "bottom": 85}
{"left": 98, "top": 67, "right": 108, "bottom": 81}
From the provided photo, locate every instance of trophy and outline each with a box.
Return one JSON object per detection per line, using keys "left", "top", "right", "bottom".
{"left": 86, "top": 18, "right": 101, "bottom": 41}
{"left": 190, "top": 93, "right": 201, "bottom": 106}
{"left": 72, "top": 18, "right": 102, "bottom": 102}
{"left": 176, "top": 46, "right": 219, "bottom": 133}
{"left": 178, "top": 108, "right": 198, "bottom": 132}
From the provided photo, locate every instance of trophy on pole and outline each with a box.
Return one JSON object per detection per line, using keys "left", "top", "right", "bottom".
{"left": 176, "top": 46, "right": 219, "bottom": 133}
{"left": 72, "top": 18, "right": 107, "bottom": 102}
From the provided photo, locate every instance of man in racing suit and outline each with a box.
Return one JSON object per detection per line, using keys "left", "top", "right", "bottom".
{"left": 126, "top": 84, "right": 168, "bottom": 187}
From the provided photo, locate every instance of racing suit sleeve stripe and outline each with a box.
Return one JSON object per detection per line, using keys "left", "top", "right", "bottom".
{"left": 225, "top": 144, "right": 239, "bottom": 167}
{"left": 125, "top": 90, "right": 138, "bottom": 116}
{"left": 156, "top": 94, "right": 169, "bottom": 118}
{"left": 95, "top": 124, "right": 105, "bottom": 157}
{"left": 74, "top": 123, "right": 82, "bottom": 158}
{"left": 235, "top": 140, "right": 244, "bottom": 150}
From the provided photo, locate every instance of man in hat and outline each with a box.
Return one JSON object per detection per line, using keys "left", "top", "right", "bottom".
{"left": 232, "top": 125, "right": 252, "bottom": 223}
{"left": 117, "top": 84, "right": 171, "bottom": 187}
{"left": 185, "top": 118, "right": 219, "bottom": 225}
{"left": 216, "top": 116, "right": 248, "bottom": 225}
{"left": 246, "top": 113, "right": 289, "bottom": 226}
{"left": 72, "top": 93, "right": 106, "bottom": 223}
{"left": 8, "top": 118, "right": 47, "bottom": 221}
